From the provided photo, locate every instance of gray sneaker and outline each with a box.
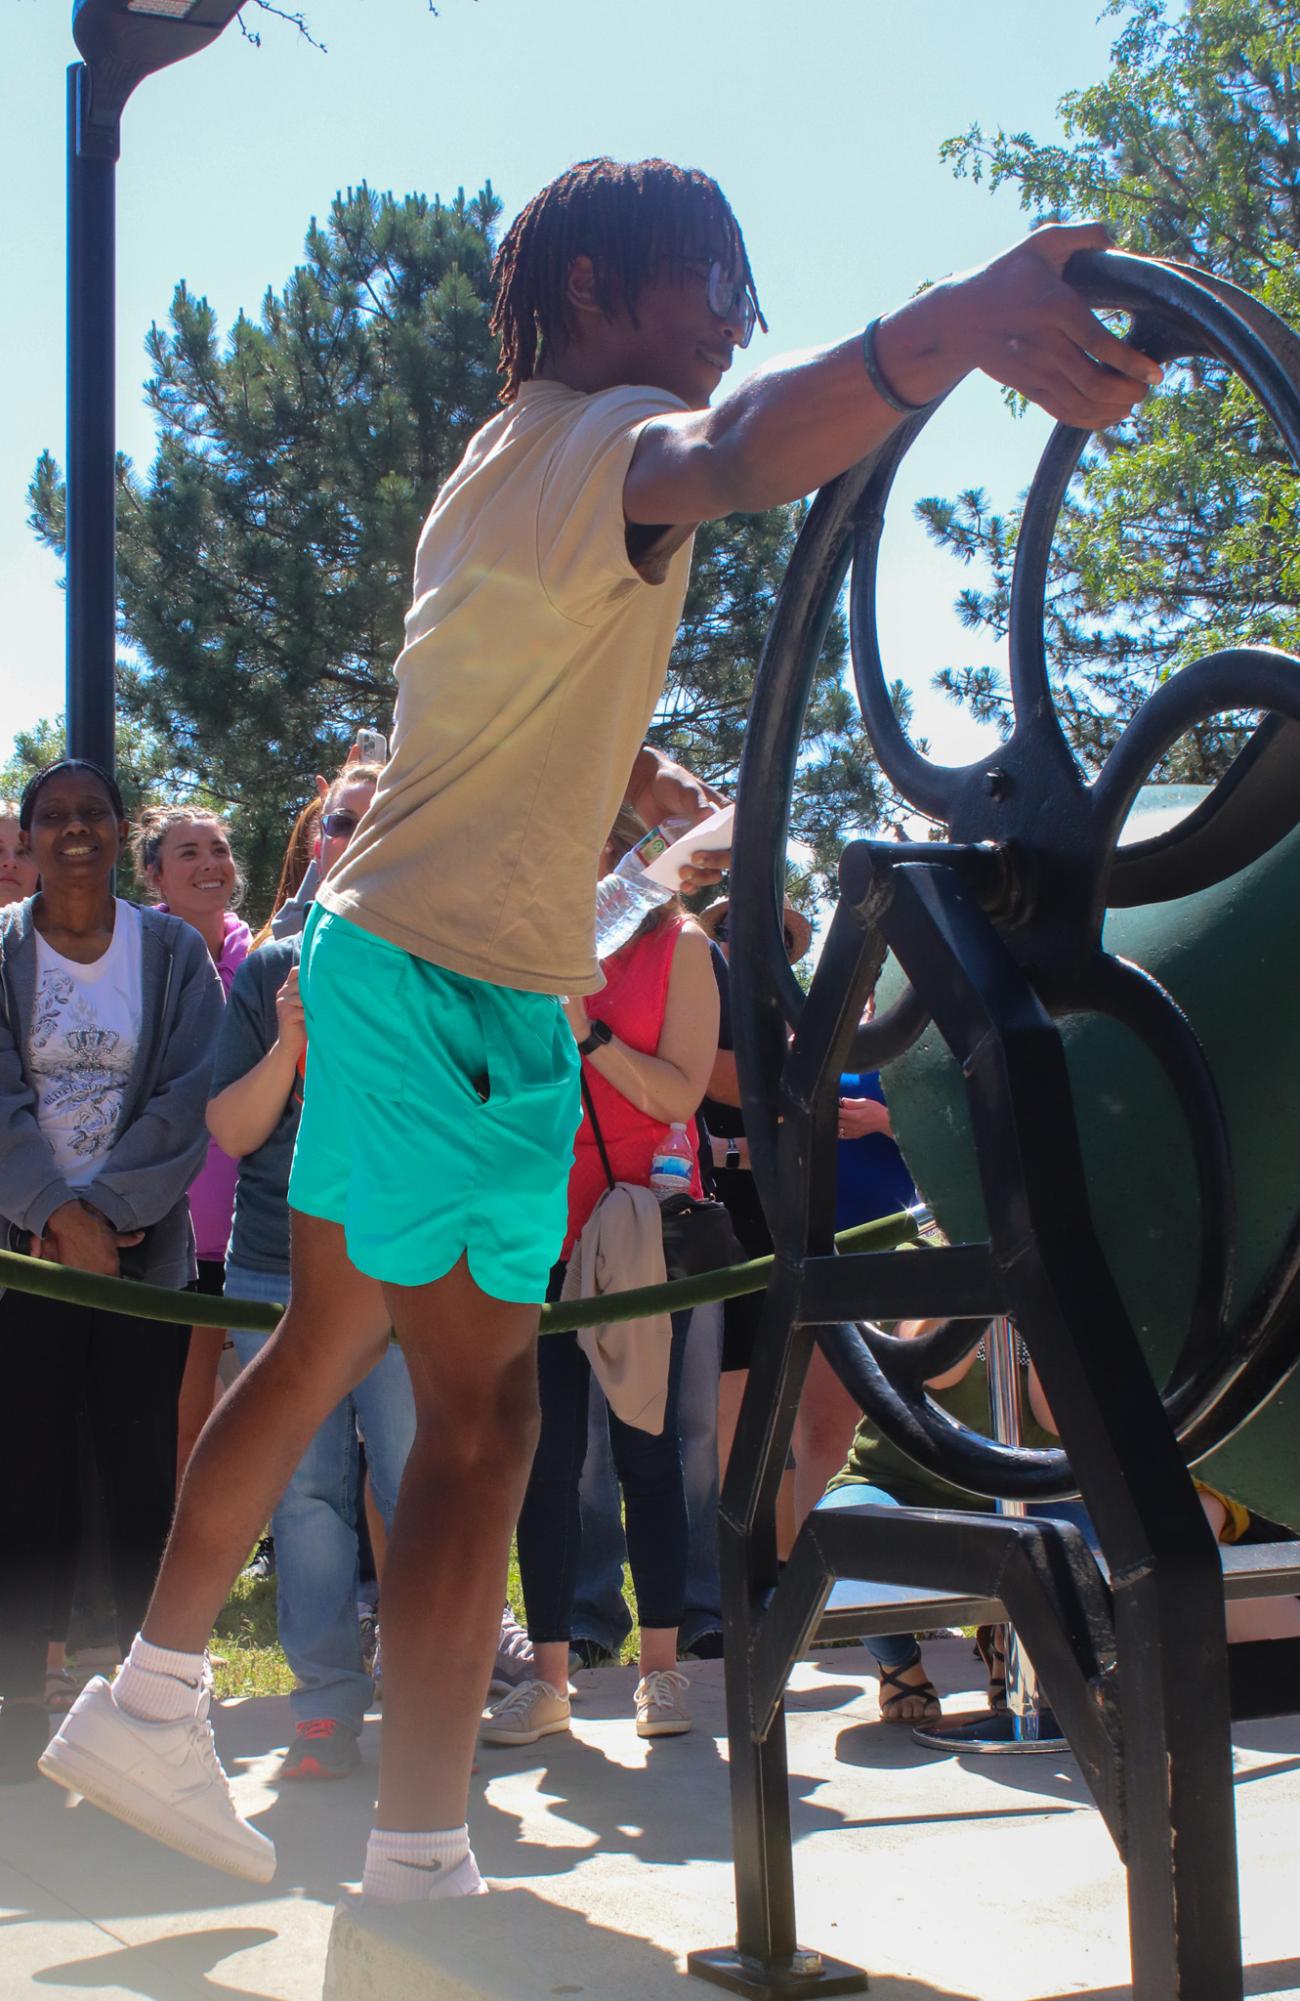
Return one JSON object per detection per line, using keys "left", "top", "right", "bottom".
{"left": 635, "top": 1669, "right": 692, "bottom": 1738}
{"left": 489, "top": 1605, "right": 534, "bottom": 1696}
{"left": 480, "top": 1679, "right": 570, "bottom": 1746}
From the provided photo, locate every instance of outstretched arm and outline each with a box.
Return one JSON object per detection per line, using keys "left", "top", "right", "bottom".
{"left": 624, "top": 224, "right": 1161, "bottom": 527}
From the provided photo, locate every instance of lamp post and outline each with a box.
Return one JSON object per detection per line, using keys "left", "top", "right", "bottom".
{"left": 66, "top": 0, "right": 246, "bottom": 774}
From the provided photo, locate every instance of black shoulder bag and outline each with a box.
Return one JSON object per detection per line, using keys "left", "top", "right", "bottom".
{"left": 579, "top": 1071, "right": 745, "bottom": 1284}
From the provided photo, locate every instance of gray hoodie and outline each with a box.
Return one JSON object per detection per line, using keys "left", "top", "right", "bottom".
{"left": 0, "top": 898, "right": 223, "bottom": 1289}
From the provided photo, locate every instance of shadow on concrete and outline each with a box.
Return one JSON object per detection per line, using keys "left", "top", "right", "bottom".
{"left": 472, "top": 1718, "right": 854, "bottom": 1883}
{"left": 324, "top": 1883, "right": 994, "bottom": 2001}
{"left": 33, "top": 1924, "right": 280, "bottom": 2000}
{"left": 832, "top": 1713, "right": 1096, "bottom": 1812}
{"left": 1026, "top": 1957, "right": 1300, "bottom": 2000}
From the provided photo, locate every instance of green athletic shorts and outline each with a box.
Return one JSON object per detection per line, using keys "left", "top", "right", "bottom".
{"left": 288, "top": 904, "right": 581, "bottom": 1301}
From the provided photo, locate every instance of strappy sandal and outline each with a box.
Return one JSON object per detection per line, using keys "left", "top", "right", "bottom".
{"left": 44, "top": 1668, "right": 78, "bottom": 1715}
{"left": 877, "top": 1647, "right": 941, "bottom": 1725}
{"left": 975, "top": 1623, "right": 1008, "bottom": 1714}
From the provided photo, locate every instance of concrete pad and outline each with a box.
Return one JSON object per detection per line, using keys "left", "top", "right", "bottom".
{"left": 0, "top": 1645, "right": 1297, "bottom": 2001}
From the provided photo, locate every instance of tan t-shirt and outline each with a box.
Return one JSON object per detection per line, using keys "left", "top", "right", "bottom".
{"left": 318, "top": 380, "right": 694, "bottom": 997}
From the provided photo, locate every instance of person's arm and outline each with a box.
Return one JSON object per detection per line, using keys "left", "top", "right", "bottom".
{"left": 207, "top": 965, "right": 305, "bottom": 1158}
{"left": 838, "top": 1096, "right": 893, "bottom": 1140}
{"left": 896, "top": 1316, "right": 981, "bottom": 1392}
{"left": 624, "top": 746, "right": 730, "bottom": 893}
{"left": 624, "top": 225, "right": 1162, "bottom": 528}
{"left": 566, "top": 923, "right": 721, "bottom": 1125}
{"left": 707, "top": 1045, "right": 741, "bottom": 1108}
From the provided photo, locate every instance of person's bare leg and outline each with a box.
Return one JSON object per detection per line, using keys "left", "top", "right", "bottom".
{"left": 719, "top": 1365, "right": 797, "bottom": 1556}
{"left": 363, "top": 1473, "right": 388, "bottom": 1581}
{"left": 792, "top": 1345, "right": 862, "bottom": 1527}
{"left": 175, "top": 1326, "right": 228, "bottom": 1492}
{"left": 143, "top": 1214, "right": 391, "bottom": 1654}
{"left": 375, "top": 1256, "right": 540, "bottom": 1832}
{"left": 716, "top": 1367, "right": 745, "bottom": 1482}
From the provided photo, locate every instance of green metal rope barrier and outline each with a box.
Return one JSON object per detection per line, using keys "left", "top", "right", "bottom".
{"left": 0, "top": 1208, "right": 921, "bottom": 1337}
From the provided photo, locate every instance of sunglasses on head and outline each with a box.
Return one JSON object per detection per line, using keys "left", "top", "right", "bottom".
{"left": 320, "top": 810, "right": 360, "bottom": 838}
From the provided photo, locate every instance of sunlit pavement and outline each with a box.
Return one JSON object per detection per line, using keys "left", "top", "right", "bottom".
{"left": 1, "top": 1641, "right": 1296, "bottom": 2001}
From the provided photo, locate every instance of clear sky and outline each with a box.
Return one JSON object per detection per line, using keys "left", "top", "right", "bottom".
{"left": 2, "top": 0, "right": 1122, "bottom": 776}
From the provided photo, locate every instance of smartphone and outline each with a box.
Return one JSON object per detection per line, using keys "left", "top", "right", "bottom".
{"left": 354, "top": 728, "right": 388, "bottom": 764}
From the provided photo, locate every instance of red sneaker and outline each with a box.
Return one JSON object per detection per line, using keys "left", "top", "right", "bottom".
{"left": 277, "top": 1719, "right": 360, "bottom": 1781}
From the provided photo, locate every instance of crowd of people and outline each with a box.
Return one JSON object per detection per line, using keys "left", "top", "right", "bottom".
{"left": 0, "top": 742, "right": 927, "bottom": 1783}
{"left": 0, "top": 153, "right": 1187, "bottom": 1913}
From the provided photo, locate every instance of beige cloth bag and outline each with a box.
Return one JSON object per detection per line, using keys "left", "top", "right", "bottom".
{"left": 561, "top": 1182, "right": 673, "bottom": 1434}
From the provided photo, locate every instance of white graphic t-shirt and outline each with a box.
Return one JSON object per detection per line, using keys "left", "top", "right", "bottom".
{"left": 29, "top": 900, "right": 144, "bottom": 1186}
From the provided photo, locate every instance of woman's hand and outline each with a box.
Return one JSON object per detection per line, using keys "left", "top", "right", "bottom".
{"left": 275, "top": 967, "right": 307, "bottom": 1061}
{"left": 42, "top": 1200, "right": 140, "bottom": 1277}
{"left": 837, "top": 1096, "right": 893, "bottom": 1141}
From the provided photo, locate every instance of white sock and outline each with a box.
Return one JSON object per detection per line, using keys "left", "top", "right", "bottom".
{"left": 114, "top": 1633, "right": 207, "bottom": 1724}
{"left": 362, "top": 1825, "right": 485, "bottom": 1904}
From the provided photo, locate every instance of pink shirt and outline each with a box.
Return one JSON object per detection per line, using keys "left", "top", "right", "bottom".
{"left": 160, "top": 908, "right": 251, "bottom": 1262}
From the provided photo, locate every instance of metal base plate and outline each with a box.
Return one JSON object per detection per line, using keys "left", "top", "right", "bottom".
{"left": 687, "top": 1946, "right": 869, "bottom": 1997}
{"left": 911, "top": 1706, "right": 1067, "bottom": 1755}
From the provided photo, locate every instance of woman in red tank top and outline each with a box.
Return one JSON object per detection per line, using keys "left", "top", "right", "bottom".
{"left": 487, "top": 809, "right": 719, "bottom": 1749}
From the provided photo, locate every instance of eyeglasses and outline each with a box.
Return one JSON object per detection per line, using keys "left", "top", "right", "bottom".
{"left": 320, "top": 810, "right": 360, "bottom": 838}
{"left": 684, "top": 260, "right": 757, "bottom": 349}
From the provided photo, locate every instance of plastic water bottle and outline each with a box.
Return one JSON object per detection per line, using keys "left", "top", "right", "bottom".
{"left": 592, "top": 821, "right": 687, "bottom": 958}
{"left": 650, "top": 1122, "right": 695, "bottom": 1196}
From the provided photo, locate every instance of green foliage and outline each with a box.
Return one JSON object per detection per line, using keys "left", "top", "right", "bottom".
{"left": 30, "top": 182, "right": 505, "bottom": 913}
{"left": 212, "top": 1572, "right": 295, "bottom": 1700}
{"left": 926, "top": 0, "right": 1300, "bottom": 779}
{"left": 29, "top": 180, "right": 878, "bottom": 915}
{"left": 650, "top": 505, "right": 878, "bottom": 891}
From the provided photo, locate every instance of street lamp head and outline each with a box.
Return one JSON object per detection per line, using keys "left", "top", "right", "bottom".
{"left": 72, "top": 0, "right": 246, "bottom": 147}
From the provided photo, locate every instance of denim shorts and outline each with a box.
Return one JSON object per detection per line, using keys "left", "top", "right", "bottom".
{"left": 288, "top": 905, "right": 581, "bottom": 1301}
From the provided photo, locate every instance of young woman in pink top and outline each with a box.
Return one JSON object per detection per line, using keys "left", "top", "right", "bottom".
{"left": 132, "top": 807, "right": 251, "bottom": 1483}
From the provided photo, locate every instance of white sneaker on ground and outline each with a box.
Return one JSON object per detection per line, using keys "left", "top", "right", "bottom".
{"left": 38, "top": 1676, "right": 276, "bottom": 1883}
{"left": 635, "top": 1669, "right": 692, "bottom": 1738}
{"left": 489, "top": 1604, "right": 534, "bottom": 1696}
{"left": 479, "top": 1679, "right": 570, "bottom": 1746}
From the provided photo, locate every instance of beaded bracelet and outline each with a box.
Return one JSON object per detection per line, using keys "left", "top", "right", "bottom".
{"left": 862, "top": 317, "right": 931, "bottom": 415}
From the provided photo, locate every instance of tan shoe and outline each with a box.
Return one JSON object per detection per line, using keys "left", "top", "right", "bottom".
{"left": 635, "top": 1669, "right": 692, "bottom": 1738}
{"left": 480, "top": 1679, "right": 571, "bottom": 1746}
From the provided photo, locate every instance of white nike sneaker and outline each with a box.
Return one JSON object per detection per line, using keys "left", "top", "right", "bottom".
{"left": 39, "top": 1676, "right": 276, "bottom": 1884}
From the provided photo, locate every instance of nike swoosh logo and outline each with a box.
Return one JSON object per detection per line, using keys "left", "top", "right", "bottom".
{"left": 394, "top": 1858, "right": 445, "bottom": 1873}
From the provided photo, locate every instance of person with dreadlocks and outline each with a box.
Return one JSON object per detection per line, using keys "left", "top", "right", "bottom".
{"left": 42, "top": 156, "right": 1161, "bottom": 1903}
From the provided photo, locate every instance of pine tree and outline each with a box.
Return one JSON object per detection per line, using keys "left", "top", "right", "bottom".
{"left": 29, "top": 180, "right": 876, "bottom": 914}
{"left": 921, "top": 0, "right": 1300, "bottom": 779}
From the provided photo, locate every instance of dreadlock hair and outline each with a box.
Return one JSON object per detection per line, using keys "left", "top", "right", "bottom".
{"left": 490, "top": 157, "right": 764, "bottom": 404}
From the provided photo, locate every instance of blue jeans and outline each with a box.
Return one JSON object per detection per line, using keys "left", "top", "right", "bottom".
{"left": 226, "top": 1261, "right": 416, "bottom": 1734}
{"left": 572, "top": 1301, "right": 724, "bottom": 1652}
{"left": 815, "top": 1483, "right": 918, "bottom": 1671}
{"left": 814, "top": 1483, "right": 1101, "bottom": 1672}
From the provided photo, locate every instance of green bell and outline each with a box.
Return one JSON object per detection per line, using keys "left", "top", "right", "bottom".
{"left": 881, "top": 789, "right": 1300, "bottom": 1533}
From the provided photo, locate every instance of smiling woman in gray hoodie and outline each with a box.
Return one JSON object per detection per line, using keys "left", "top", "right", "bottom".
{"left": 0, "top": 760, "right": 221, "bottom": 1781}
